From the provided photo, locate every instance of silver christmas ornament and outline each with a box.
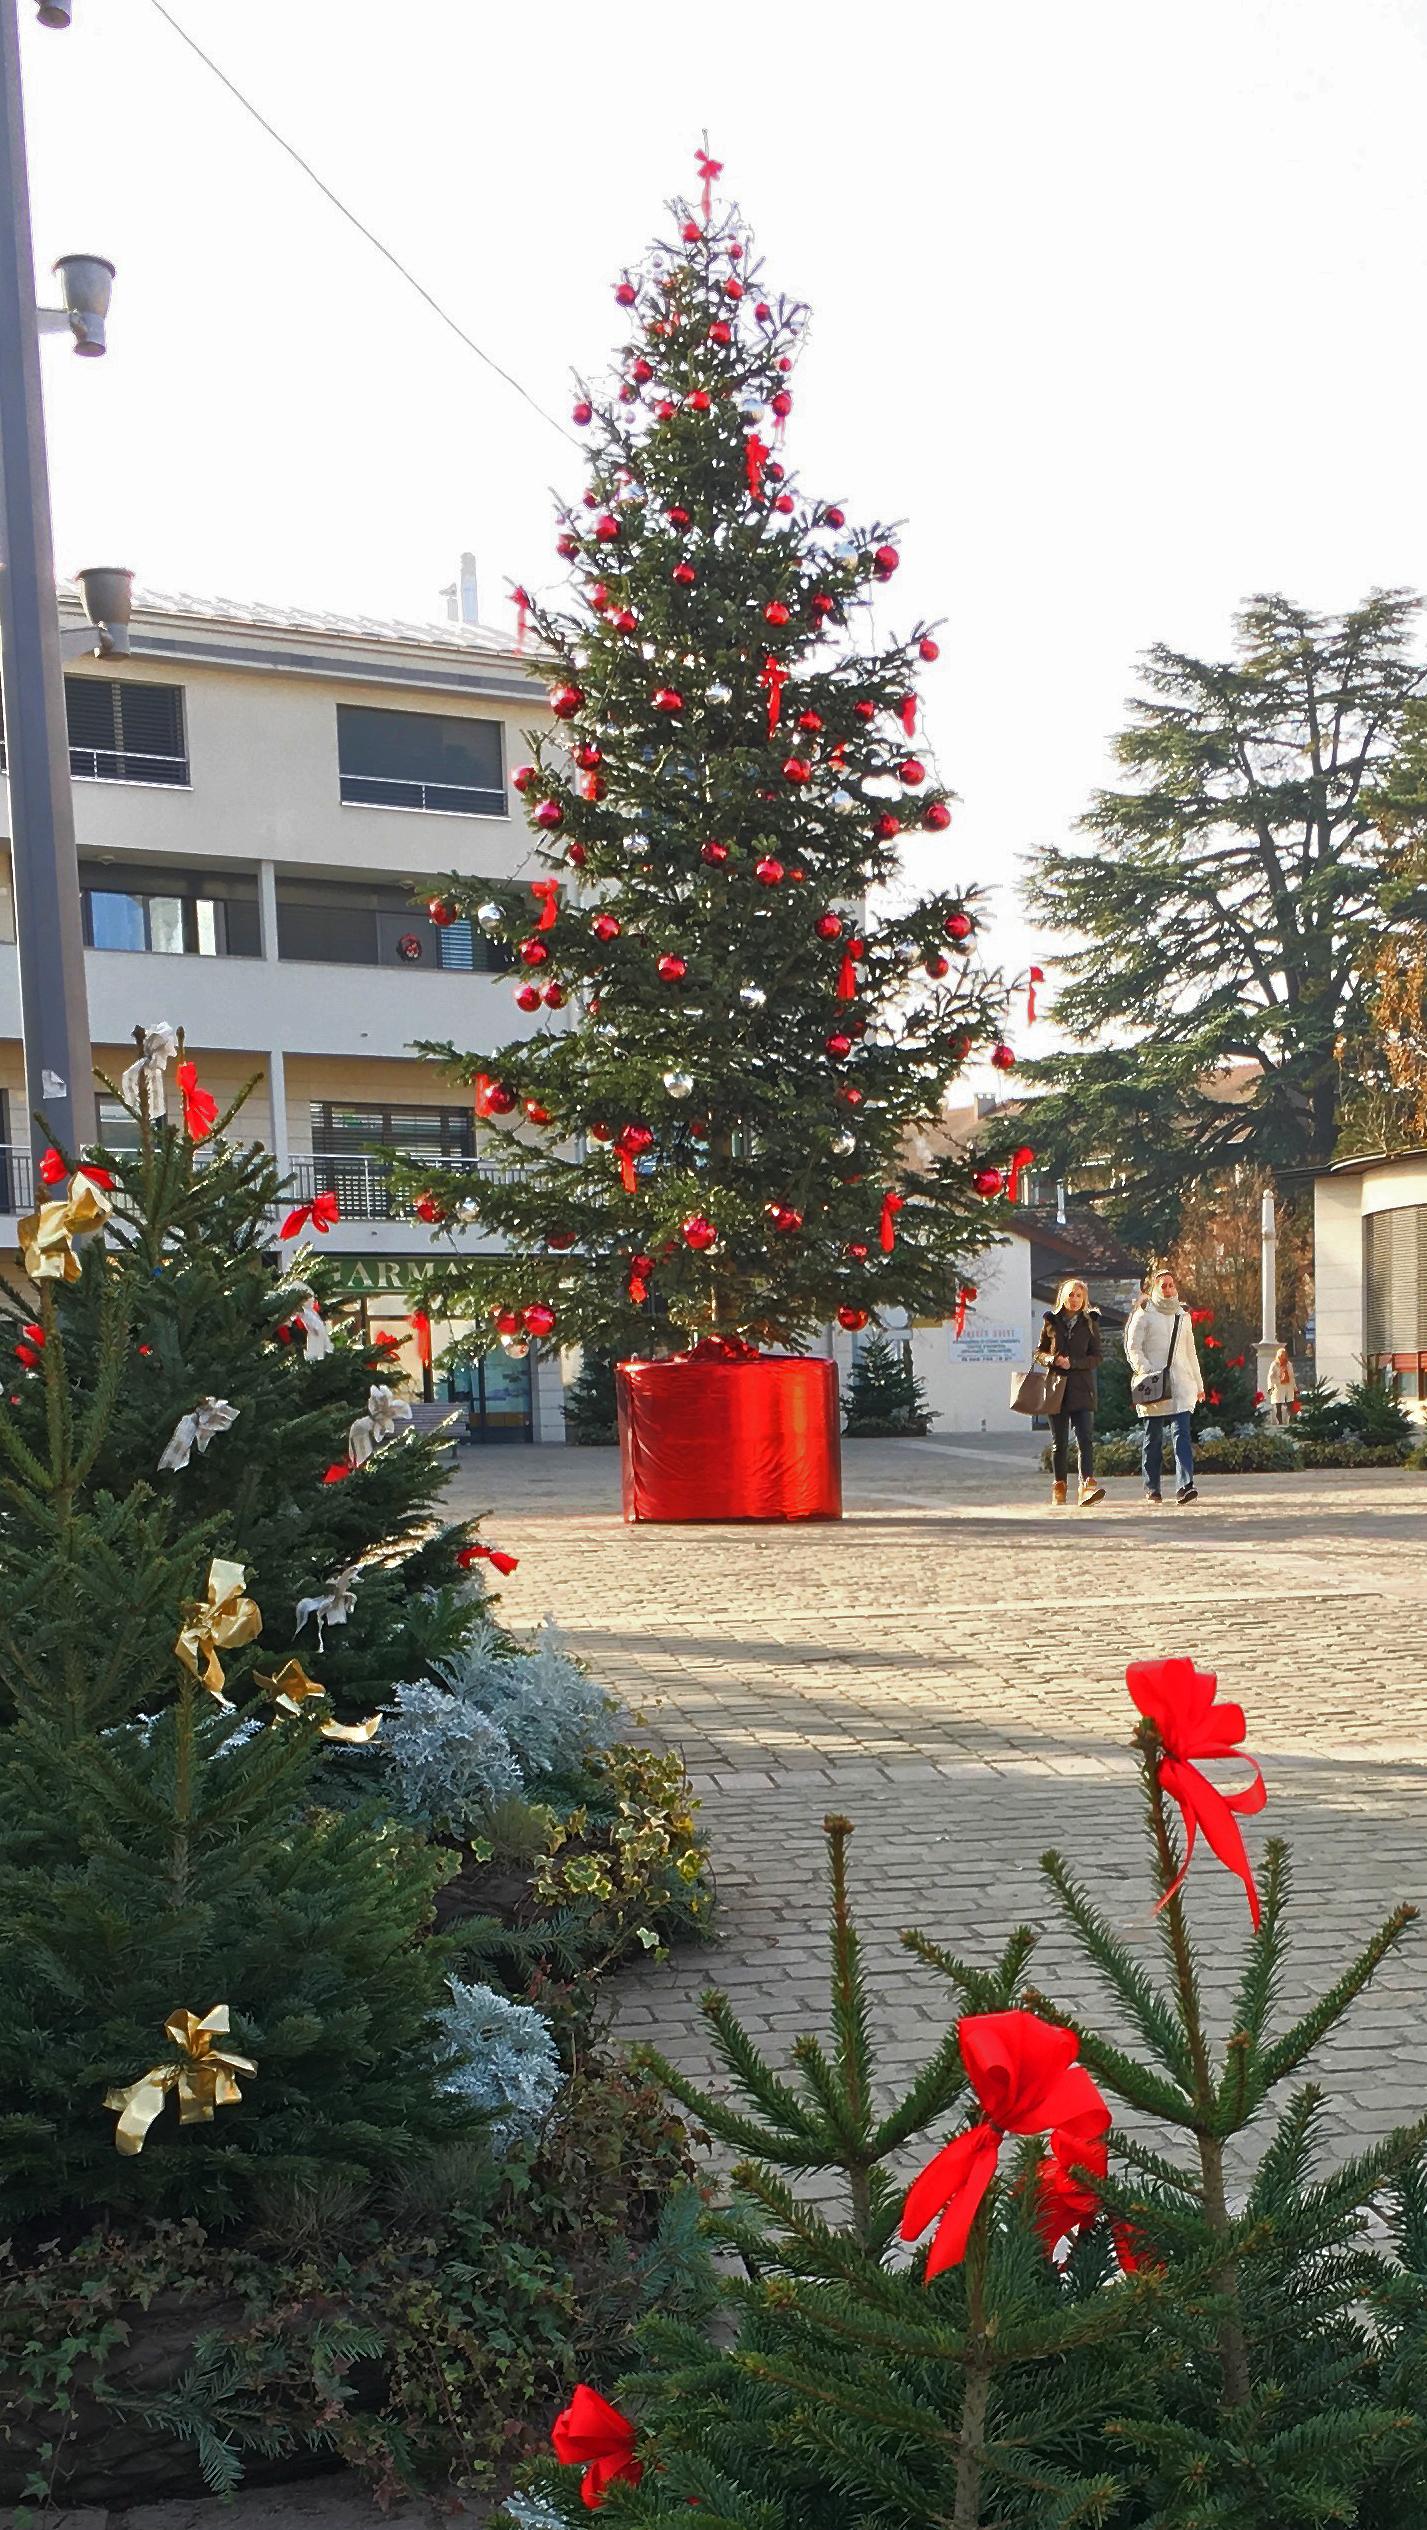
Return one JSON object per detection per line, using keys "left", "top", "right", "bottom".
{"left": 832, "top": 1129, "right": 857, "bottom": 1156}
{"left": 498, "top": 1333, "right": 530, "bottom": 1359}
{"left": 739, "top": 983, "right": 767, "bottom": 1011}
{"left": 739, "top": 394, "right": 764, "bottom": 421}
{"left": 456, "top": 1196, "right": 482, "bottom": 1222}
{"left": 476, "top": 901, "right": 504, "bottom": 930}
{"left": 706, "top": 679, "right": 733, "bottom": 704}
{"left": 663, "top": 1069, "right": 695, "bottom": 1099}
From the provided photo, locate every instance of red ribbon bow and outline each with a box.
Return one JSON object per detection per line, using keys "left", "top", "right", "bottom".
{"left": 1007, "top": 1144, "right": 1034, "bottom": 1205}
{"left": 531, "top": 879, "right": 561, "bottom": 933}
{"left": 1035, "top": 2125, "right": 1109, "bottom": 2257}
{"left": 512, "top": 585, "right": 529, "bottom": 653}
{"left": 954, "top": 1285, "right": 973, "bottom": 1338}
{"left": 407, "top": 1308, "right": 432, "bottom": 1369}
{"left": 474, "top": 1073, "right": 500, "bottom": 1121}
{"left": 899, "top": 694, "right": 917, "bottom": 737}
{"left": 836, "top": 952, "right": 858, "bottom": 1001}
{"left": 38, "top": 1146, "right": 114, "bottom": 1191}
{"left": 616, "top": 1150, "right": 637, "bottom": 1195}
{"left": 1126, "top": 1656, "right": 1267, "bottom": 1926}
{"left": 901, "top": 2010, "right": 1108, "bottom": 2277}
{"left": 175, "top": 1060, "right": 218, "bottom": 1143}
{"left": 551, "top": 2383, "right": 643, "bottom": 2510}
{"left": 458, "top": 1540, "right": 519, "bottom": 1577}
{"left": 1027, "top": 965, "right": 1045, "bottom": 1025}
{"left": 745, "top": 432, "right": 770, "bottom": 502}
{"left": 279, "top": 1191, "right": 340, "bottom": 1240}
{"left": 758, "top": 652, "right": 789, "bottom": 735}
{"left": 879, "top": 1189, "right": 904, "bottom": 1253}
{"left": 695, "top": 148, "right": 723, "bottom": 222}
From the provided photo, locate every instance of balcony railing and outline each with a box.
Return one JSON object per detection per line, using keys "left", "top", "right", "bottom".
{"left": 0, "top": 1145, "right": 34, "bottom": 1214}
{"left": 284, "top": 1152, "right": 513, "bottom": 1223}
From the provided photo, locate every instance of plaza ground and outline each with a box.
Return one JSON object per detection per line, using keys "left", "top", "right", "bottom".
{"left": 461, "top": 1435, "right": 1427, "bottom": 2169}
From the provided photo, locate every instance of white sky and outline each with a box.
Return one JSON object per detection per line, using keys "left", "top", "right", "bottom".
{"left": 22, "top": 0, "right": 1427, "bottom": 1033}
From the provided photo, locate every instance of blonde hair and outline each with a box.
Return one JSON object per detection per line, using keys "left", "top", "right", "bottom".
{"left": 1052, "top": 1277, "right": 1089, "bottom": 1314}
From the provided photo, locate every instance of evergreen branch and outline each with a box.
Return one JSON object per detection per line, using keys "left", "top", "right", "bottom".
{"left": 1039, "top": 1846, "right": 1196, "bottom": 2087}
{"left": 1021, "top": 1988, "right": 1197, "bottom": 2127}
{"left": 636, "top": 2049, "right": 836, "bottom": 2171}
{"left": 1255, "top": 1903, "right": 1418, "bottom": 2091}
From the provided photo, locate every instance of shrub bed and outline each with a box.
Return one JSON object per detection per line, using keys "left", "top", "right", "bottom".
{"left": 1043, "top": 1431, "right": 1414, "bottom": 1476}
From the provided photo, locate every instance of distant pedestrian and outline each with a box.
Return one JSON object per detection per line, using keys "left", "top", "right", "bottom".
{"left": 1124, "top": 1268, "right": 1205, "bottom": 1506}
{"left": 1037, "top": 1276, "right": 1105, "bottom": 1509}
{"left": 1266, "top": 1343, "right": 1297, "bottom": 1425}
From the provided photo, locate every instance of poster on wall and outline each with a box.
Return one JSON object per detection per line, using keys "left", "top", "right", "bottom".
{"left": 948, "top": 1322, "right": 1026, "bottom": 1365}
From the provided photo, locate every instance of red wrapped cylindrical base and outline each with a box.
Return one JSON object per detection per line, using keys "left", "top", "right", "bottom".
{"left": 616, "top": 1351, "right": 842, "bottom": 1523}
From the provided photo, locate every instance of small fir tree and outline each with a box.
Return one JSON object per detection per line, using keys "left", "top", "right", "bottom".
{"left": 1, "top": 1049, "right": 482, "bottom": 1722}
{"left": 1189, "top": 1310, "right": 1261, "bottom": 1432}
{"left": 1341, "top": 1367, "right": 1414, "bottom": 1450}
{"left": 1292, "top": 1374, "right": 1343, "bottom": 1443}
{"left": 841, "top": 1331, "right": 933, "bottom": 1437}
{"left": 411, "top": 157, "right": 1011, "bottom": 1356}
{"left": 563, "top": 1347, "right": 621, "bottom": 1445}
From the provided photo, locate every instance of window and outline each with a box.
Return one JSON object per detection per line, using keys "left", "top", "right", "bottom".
{"left": 336, "top": 703, "right": 505, "bottom": 817}
{"left": 1365, "top": 1204, "right": 1427, "bottom": 1357}
{"left": 79, "top": 862, "right": 260, "bottom": 958}
{"left": 96, "top": 1095, "right": 142, "bottom": 1156}
{"left": 0, "top": 675, "right": 188, "bottom": 784}
{"left": 310, "top": 1101, "right": 476, "bottom": 1161}
{"left": 275, "top": 876, "right": 509, "bottom": 971}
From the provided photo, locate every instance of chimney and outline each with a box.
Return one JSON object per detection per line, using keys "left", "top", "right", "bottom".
{"left": 440, "top": 552, "right": 480, "bottom": 626}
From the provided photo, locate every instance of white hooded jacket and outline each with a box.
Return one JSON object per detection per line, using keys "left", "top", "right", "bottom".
{"left": 1124, "top": 1296, "right": 1204, "bottom": 1419}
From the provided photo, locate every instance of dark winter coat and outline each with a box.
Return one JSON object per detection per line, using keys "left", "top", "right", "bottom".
{"left": 1036, "top": 1306, "right": 1102, "bottom": 1412}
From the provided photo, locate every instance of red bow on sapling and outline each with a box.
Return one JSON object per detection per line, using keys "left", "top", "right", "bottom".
{"left": 279, "top": 1192, "right": 340, "bottom": 1240}
{"left": 1126, "top": 1656, "right": 1267, "bottom": 1926}
{"left": 901, "top": 2009, "right": 1108, "bottom": 2277}
{"left": 879, "top": 1189, "right": 904, "bottom": 1253}
{"left": 551, "top": 2384, "right": 641, "bottom": 2509}
{"left": 175, "top": 1061, "right": 218, "bottom": 1143}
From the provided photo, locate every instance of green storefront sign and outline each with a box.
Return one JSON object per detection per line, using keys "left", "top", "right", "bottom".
{"left": 322, "top": 1257, "right": 418, "bottom": 1297}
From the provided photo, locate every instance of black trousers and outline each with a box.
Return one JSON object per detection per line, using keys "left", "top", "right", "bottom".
{"left": 1049, "top": 1405, "right": 1095, "bottom": 1482}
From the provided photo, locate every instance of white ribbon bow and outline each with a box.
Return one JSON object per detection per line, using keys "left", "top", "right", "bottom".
{"left": 347, "top": 1383, "right": 413, "bottom": 1469}
{"left": 158, "top": 1396, "right": 240, "bottom": 1473}
{"left": 295, "top": 1563, "right": 361, "bottom": 1647}
{"left": 120, "top": 1023, "right": 181, "bottom": 1122}
{"left": 290, "top": 1287, "right": 332, "bottom": 1361}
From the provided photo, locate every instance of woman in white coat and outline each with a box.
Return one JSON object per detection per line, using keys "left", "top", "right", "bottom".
{"left": 1123, "top": 1268, "right": 1205, "bottom": 1506}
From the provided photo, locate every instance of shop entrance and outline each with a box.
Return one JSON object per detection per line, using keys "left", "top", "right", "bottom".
{"left": 443, "top": 1348, "right": 533, "bottom": 1443}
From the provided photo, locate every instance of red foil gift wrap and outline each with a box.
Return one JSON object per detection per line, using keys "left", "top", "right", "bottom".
{"left": 616, "top": 1350, "right": 842, "bottom": 1523}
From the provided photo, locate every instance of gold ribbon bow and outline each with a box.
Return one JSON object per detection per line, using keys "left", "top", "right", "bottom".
{"left": 257, "top": 1658, "right": 380, "bottom": 1745}
{"left": 105, "top": 2004, "right": 257, "bottom": 2155}
{"left": 18, "top": 1174, "right": 113, "bottom": 1284}
{"left": 175, "top": 1557, "right": 262, "bottom": 1704}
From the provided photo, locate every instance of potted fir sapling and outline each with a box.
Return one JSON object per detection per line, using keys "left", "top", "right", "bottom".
{"left": 408, "top": 152, "right": 1020, "bottom": 1519}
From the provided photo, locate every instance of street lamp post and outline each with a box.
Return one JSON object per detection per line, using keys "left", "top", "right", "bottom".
{"left": 1255, "top": 1185, "right": 1280, "bottom": 1407}
{"left": 0, "top": 0, "right": 96, "bottom": 1162}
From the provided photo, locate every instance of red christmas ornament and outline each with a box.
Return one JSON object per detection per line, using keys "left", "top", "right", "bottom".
{"left": 427, "top": 896, "right": 457, "bottom": 927}
{"left": 589, "top": 1121, "right": 612, "bottom": 1142}
{"left": 687, "top": 387, "right": 711, "bottom": 412}
{"left": 945, "top": 911, "right": 974, "bottom": 941}
{"left": 525, "top": 1099, "right": 553, "bottom": 1125}
{"left": 632, "top": 355, "right": 654, "bottom": 383}
{"left": 825, "top": 1031, "right": 853, "bottom": 1059}
{"left": 990, "top": 1044, "right": 1016, "bottom": 1073}
{"left": 770, "top": 388, "right": 792, "bottom": 418}
{"left": 777, "top": 355, "right": 792, "bottom": 372}
{"left": 523, "top": 1302, "right": 557, "bottom": 1337}
{"left": 549, "top": 682, "right": 584, "bottom": 719}
{"left": 493, "top": 1308, "right": 521, "bottom": 1335}
{"left": 613, "top": 608, "right": 638, "bottom": 634}
{"left": 681, "top": 219, "right": 700, "bottom": 242}
{"left": 701, "top": 839, "right": 730, "bottom": 864}
{"left": 923, "top": 800, "right": 952, "bottom": 832}
{"left": 789, "top": 866, "right": 807, "bottom": 883}
{"left": 564, "top": 843, "right": 587, "bottom": 870}
{"left": 519, "top": 938, "right": 550, "bottom": 967}
{"left": 667, "top": 503, "right": 692, "bottom": 526}
{"left": 872, "top": 543, "right": 900, "bottom": 579}
{"left": 619, "top": 1122, "right": 655, "bottom": 1155}
{"left": 655, "top": 399, "right": 676, "bottom": 420}
{"left": 919, "top": 635, "right": 941, "bottom": 662}
{"left": 532, "top": 800, "right": 564, "bottom": 832}
{"left": 837, "top": 1305, "right": 869, "bottom": 1331}
{"left": 414, "top": 1192, "right": 445, "bottom": 1224}
{"left": 798, "top": 709, "right": 824, "bottom": 733}
{"left": 845, "top": 1240, "right": 869, "bottom": 1260}
{"left": 618, "top": 385, "right": 637, "bottom": 405}
{"left": 556, "top": 532, "right": 579, "bottom": 560}
{"left": 839, "top": 1084, "right": 864, "bottom": 1106}
{"left": 572, "top": 399, "right": 593, "bottom": 426}
{"left": 971, "top": 1165, "right": 1004, "bottom": 1197}
{"left": 853, "top": 698, "right": 876, "bottom": 721}
{"left": 14, "top": 1341, "right": 41, "bottom": 1369}
{"left": 755, "top": 298, "right": 772, "bottom": 320}
{"left": 725, "top": 275, "right": 744, "bottom": 296}
{"left": 594, "top": 513, "right": 621, "bottom": 543}
{"left": 484, "top": 1083, "right": 518, "bottom": 1116}
{"left": 756, "top": 855, "right": 785, "bottom": 885}
{"left": 512, "top": 765, "right": 537, "bottom": 794}
{"left": 614, "top": 278, "right": 636, "bottom": 305}
{"left": 681, "top": 1213, "right": 719, "bottom": 1251}
{"left": 582, "top": 772, "right": 606, "bottom": 802}
{"left": 672, "top": 561, "right": 698, "bottom": 587}
{"left": 815, "top": 912, "right": 843, "bottom": 940}
{"left": 810, "top": 589, "right": 834, "bottom": 615}
{"left": 652, "top": 686, "right": 684, "bottom": 713}
{"left": 708, "top": 320, "right": 733, "bottom": 346}
{"left": 824, "top": 504, "right": 846, "bottom": 528}
{"left": 924, "top": 952, "right": 950, "bottom": 979}
{"left": 872, "top": 810, "right": 901, "bottom": 841}
{"left": 899, "top": 757, "right": 926, "bottom": 786}
{"left": 764, "top": 600, "right": 791, "bottom": 626}
{"left": 767, "top": 1203, "right": 804, "bottom": 1234}
{"left": 572, "top": 739, "right": 603, "bottom": 772}
{"left": 543, "top": 982, "right": 567, "bottom": 1007}
{"left": 583, "top": 490, "right": 598, "bottom": 507}
{"left": 592, "top": 913, "right": 622, "bottom": 941}
{"left": 515, "top": 984, "right": 542, "bottom": 1012}
{"left": 782, "top": 758, "right": 812, "bottom": 785}
{"left": 657, "top": 952, "right": 688, "bottom": 982}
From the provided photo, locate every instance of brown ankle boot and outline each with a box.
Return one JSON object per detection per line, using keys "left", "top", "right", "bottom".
{"left": 1079, "top": 1477, "right": 1106, "bottom": 1507}
{"left": 1051, "top": 1479, "right": 1067, "bottom": 1507}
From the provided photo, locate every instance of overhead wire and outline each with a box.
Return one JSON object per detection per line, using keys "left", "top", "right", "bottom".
{"left": 144, "top": 0, "right": 577, "bottom": 449}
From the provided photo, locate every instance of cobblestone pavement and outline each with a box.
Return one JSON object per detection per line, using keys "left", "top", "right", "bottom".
{"left": 450, "top": 1439, "right": 1427, "bottom": 2178}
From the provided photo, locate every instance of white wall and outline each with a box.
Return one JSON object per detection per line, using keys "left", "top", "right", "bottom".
{"left": 1311, "top": 1173, "right": 1363, "bottom": 1394}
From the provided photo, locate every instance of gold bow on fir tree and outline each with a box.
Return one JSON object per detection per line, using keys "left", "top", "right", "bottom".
{"left": 175, "top": 1557, "right": 262, "bottom": 1703}
{"left": 104, "top": 2004, "right": 257, "bottom": 2155}
{"left": 17, "top": 1174, "right": 113, "bottom": 1283}
{"left": 256, "top": 1658, "right": 381, "bottom": 1744}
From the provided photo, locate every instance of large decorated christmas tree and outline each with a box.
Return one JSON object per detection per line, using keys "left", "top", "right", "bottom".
{"left": 414, "top": 154, "right": 1015, "bottom": 1368}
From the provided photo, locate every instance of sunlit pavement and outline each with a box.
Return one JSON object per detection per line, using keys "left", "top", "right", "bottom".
{"left": 451, "top": 1437, "right": 1427, "bottom": 2168}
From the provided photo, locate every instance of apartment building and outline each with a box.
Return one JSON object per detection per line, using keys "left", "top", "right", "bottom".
{"left": 0, "top": 583, "right": 566, "bottom": 1440}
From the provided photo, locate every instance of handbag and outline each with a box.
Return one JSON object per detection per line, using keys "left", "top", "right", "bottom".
{"left": 1010, "top": 1360, "right": 1067, "bottom": 1417}
{"left": 1129, "top": 1309, "right": 1181, "bottom": 1407}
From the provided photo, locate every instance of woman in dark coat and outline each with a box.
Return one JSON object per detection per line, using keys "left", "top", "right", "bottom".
{"left": 1036, "top": 1276, "right": 1105, "bottom": 1509}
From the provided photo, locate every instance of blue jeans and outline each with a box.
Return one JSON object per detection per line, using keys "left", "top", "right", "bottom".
{"left": 1141, "top": 1411, "right": 1194, "bottom": 1495}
